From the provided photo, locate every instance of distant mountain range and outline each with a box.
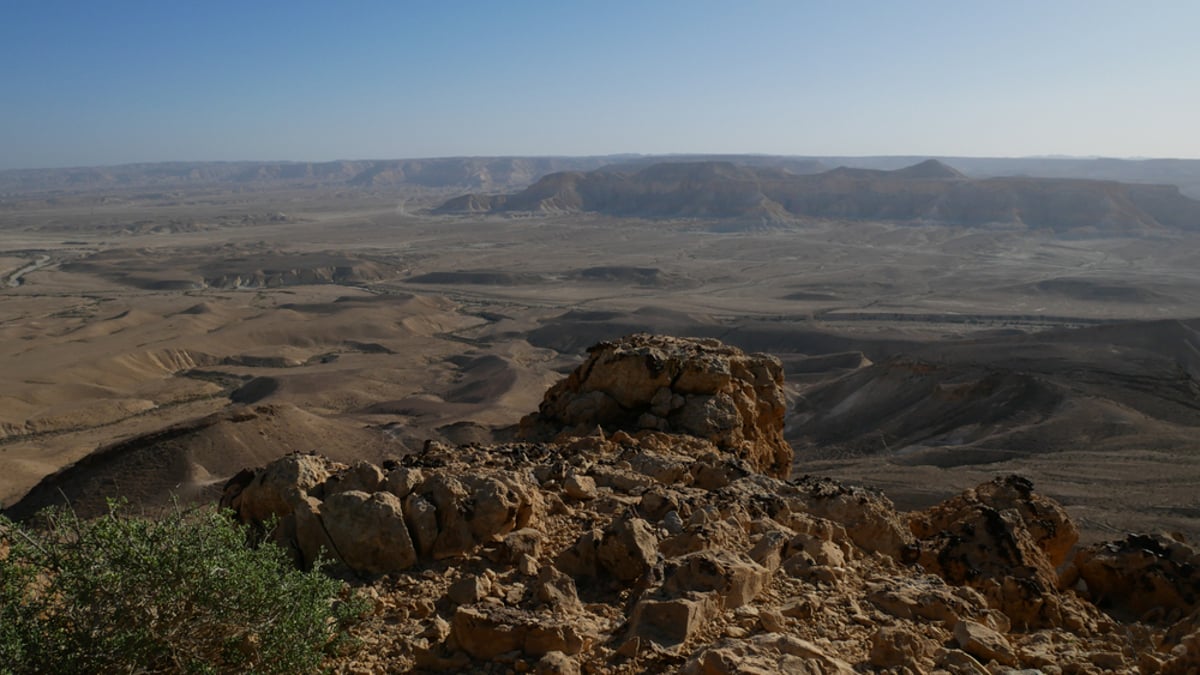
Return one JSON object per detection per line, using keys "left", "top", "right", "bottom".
{"left": 5, "top": 154, "right": 1200, "bottom": 201}
{"left": 435, "top": 160, "right": 1200, "bottom": 233}
{"left": 0, "top": 157, "right": 626, "bottom": 195}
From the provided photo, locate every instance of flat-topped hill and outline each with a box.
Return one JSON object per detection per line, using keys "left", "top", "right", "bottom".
{"left": 437, "top": 160, "right": 1200, "bottom": 233}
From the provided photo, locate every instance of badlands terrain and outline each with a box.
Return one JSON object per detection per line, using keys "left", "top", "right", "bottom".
{"left": 2, "top": 155, "right": 1200, "bottom": 551}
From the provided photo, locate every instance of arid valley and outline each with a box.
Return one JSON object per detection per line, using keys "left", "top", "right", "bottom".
{"left": 3, "top": 157, "right": 1200, "bottom": 546}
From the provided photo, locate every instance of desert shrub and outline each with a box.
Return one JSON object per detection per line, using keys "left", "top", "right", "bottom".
{"left": 0, "top": 501, "right": 364, "bottom": 674}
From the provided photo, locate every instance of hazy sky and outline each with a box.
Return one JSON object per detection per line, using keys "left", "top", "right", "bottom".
{"left": 3, "top": 1, "right": 1198, "bottom": 169}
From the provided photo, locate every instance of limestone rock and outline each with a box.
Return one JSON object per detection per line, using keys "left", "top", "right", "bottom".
{"left": 319, "top": 490, "right": 417, "bottom": 575}
{"left": 451, "top": 606, "right": 586, "bottom": 659}
{"left": 535, "top": 651, "right": 581, "bottom": 675}
{"left": 865, "top": 575, "right": 986, "bottom": 626}
{"left": 662, "top": 550, "right": 771, "bottom": 609}
{"left": 597, "top": 516, "right": 658, "bottom": 582}
{"left": 412, "top": 470, "right": 541, "bottom": 560}
{"left": 954, "top": 618, "right": 1018, "bottom": 667}
{"left": 519, "top": 334, "right": 791, "bottom": 477}
{"left": 499, "top": 527, "right": 544, "bottom": 563}
{"left": 910, "top": 477, "right": 1070, "bottom": 627}
{"left": 324, "top": 460, "right": 385, "bottom": 497}
{"left": 1071, "top": 533, "right": 1200, "bottom": 621}
{"left": 448, "top": 575, "right": 491, "bottom": 605}
{"left": 626, "top": 591, "right": 721, "bottom": 652}
{"left": 681, "top": 634, "right": 856, "bottom": 674}
{"left": 563, "top": 474, "right": 598, "bottom": 500}
{"left": 869, "top": 626, "right": 934, "bottom": 669}
{"left": 726, "top": 474, "right": 912, "bottom": 559}
{"left": 403, "top": 492, "right": 438, "bottom": 559}
{"left": 535, "top": 565, "right": 583, "bottom": 612}
{"left": 912, "top": 474, "right": 1078, "bottom": 568}
{"left": 383, "top": 466, "right": 424, "bottom": 499}
{"left": 556, "top": 528, "right": 601, "bottom": 578}
{"left": 220, "top": 452, "right": 341, "bottom": 522}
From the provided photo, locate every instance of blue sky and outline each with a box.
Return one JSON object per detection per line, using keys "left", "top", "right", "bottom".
{"left": 2, "top": 1, "right": 1198, "bottom": 169}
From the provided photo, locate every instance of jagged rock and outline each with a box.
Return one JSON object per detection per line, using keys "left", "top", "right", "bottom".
{"left": 535, "top": 651, "right": 580, "bottom": 675}
{"left": 221, "top": 452, "right": 342, "bottom": 522}
{"left": 590, "top": 465, "right": 656, "bottom": 493}
{"left": 865, "top": 575, "right": 988, "bottom": 627}
{"left": 869, "top": 626, "right": 934, "bottom": 669}
{"left": 909, "top": 476, "right": 1072, "bottom": 628}
{"left": 499, "top": 527, "right": 544, "bottom": 563}
{"left": 681, "top": 634, "right": 856, "bottom": 674}
{"left": 383, "top": 466, "right": 424, "bottom": 499}
{"left": 448, "top": 575, "right": 491, "bottom": 605}
{"left": 412, "top": 471, "right": 541, "bottom": 560}
{"left": 911, "top": 475, "right": 1078, "bottom": 568}
{"left": 403, "top": 492, "right": 438, "bottom": 558}
{"left": 724, "top": 473, "right": 911, "bottom": 559}
{"left": 662, "top": 550, "right": 771, "bottom": 609}
{"left": 747, "top": 528, "right": 790, "bottom": 572}
{"left": 417, "top": 473, "right": 476, "bottom": 559}
{"left": 563, "top": 474, "right": 597, "bottom": 500}
{"left": 451, "top": 605, "right": 587, "bottom": 659}
{"left": 1071, "top": 533, "right": 1200, "bottom": 621}
{"left": 520, "top": 334, "right": 791, "bottom": 477}
{"left": 1162, "top": 627, "right": 1200, "bottom": 674}
{"left": 324, "top": 460, "right": 385, "bottom": 497}
{"left": 627, "top": 449, "right": 691, "bottom": 485}
{"left": 556, "top": 528, "right": 601, "bottom": 578}
{"left": 626, "top": 591, "right": 721, "bottom": 652}
{"left": 535, "top": 565, "right": 583, "bottom": 612}
{"left": 935, "top": 647, "right": 989, "bottom": 674}
{"left": 292, "top": 495, "right": 335, "bottom": 569}
{"left": 467, "top": 475, "right": 527, "bottom": 540}
{"left": 597, "top": 516, "right": 658, "bottom": 582}
{"left": 319, "top": 490, "right": 417, "bottom": 575}
{"left": 954, "top": 618, "right": 1018, "bottom": 667}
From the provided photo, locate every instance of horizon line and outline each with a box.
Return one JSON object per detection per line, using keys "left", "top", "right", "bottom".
{"left": 6, "top": 152, "right": 1200, "bottom": 173}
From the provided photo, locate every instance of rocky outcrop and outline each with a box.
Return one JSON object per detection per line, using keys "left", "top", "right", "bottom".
{"left": 907, "top": 474, "right": 1089, "bottom": 629}
{"left": 218, "top": 335, "right": 1200, "bottom": 673}
{"left": 1069, "top": 532, "right": 1200, "bottom": 622}
{"left": 220, "top": 447, "right": 542, "bottom": 574}
{"left": 519, "top": 334, "right": 791, "bottom": 477}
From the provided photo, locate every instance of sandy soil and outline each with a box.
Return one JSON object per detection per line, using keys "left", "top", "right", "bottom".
{"left": 2, "top": 189, "right": 1198, "bottom": 541}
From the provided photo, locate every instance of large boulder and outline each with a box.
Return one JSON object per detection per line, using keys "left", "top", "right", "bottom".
{"left": 911, "top": 474, "right": 1078, "bottom": 567}
{"left": 1070, "top": 533, "right": 1200, "bottom": 621}
{"left": 908, "top": 475, "right": 1081, "bottom": 628}
{"left": 220, "top": 452, "right": 343, "bottom": 523}
{"left": 519, "top": 334, "right": 792, "bottom": 477}
{"left": 450, "top": 606, "right": 589, "bottom": 659}
{"left": 220, "top": 450, "right": 541, "bottom": 575}
{"left": 320, "top": 490, "right": 417, "bottom": 575}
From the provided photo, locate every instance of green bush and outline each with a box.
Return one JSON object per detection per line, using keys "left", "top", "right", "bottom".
{"left": 0, "top": 501, "right": 364, "bottom": 674}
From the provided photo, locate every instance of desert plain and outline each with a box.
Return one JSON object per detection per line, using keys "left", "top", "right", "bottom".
{"left": 2, "top": 162, "right": 1200, "bottom": 545}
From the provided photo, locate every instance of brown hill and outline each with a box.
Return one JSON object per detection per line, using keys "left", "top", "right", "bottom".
{"left": 437, "top": 160, "right": 1200, "bottom": 233}
{"left": 3, "top": 403, "right": 388, "bottom": 521}
{"left": 789, "top": 318, "right": 1200, "bottom": 464}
